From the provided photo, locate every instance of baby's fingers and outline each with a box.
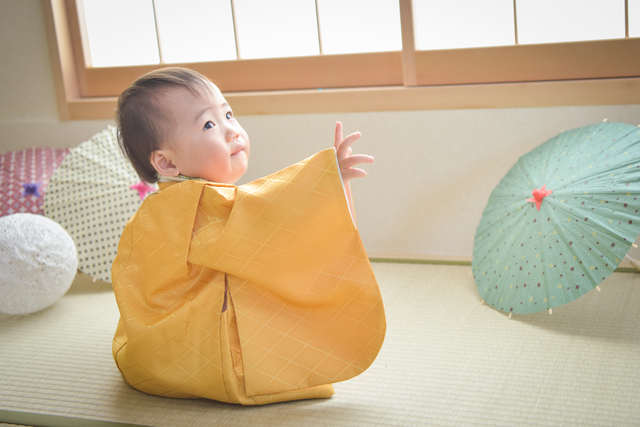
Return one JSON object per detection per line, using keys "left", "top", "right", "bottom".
{"left": 341, "top": 168, "right": 368, "bottom": 181}
{"left": 340, "top": 154, "right": 374, "bottom": 169}
{"left": 336, "top": 132, "right": 362, "bottom": 159}
{"left": 334, "top": 122, "right": 343, "bottom": 149}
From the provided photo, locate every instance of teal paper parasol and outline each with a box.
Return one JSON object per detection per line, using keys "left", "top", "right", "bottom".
{"left": 473, "top": 122, "right": 640, "bottom": 315}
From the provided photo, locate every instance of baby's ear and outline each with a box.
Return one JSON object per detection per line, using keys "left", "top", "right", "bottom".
{"left": 150, "top": 150, "right": 179, "bottom": 177}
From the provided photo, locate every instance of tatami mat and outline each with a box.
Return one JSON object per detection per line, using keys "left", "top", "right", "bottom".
{"left": 1, "top": 263, "right": 639, "bottom": 426}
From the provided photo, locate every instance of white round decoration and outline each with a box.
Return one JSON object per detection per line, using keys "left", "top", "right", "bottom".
{"left": 0, "top": 213, "right": 78, "bottom": 315}
{"left": 44, "top": 126, "right": 156, "bottom": 283}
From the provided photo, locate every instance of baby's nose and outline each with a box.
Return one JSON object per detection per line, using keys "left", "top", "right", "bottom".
{"left": 225, "top": 125, "right": 240, "bottom": 141}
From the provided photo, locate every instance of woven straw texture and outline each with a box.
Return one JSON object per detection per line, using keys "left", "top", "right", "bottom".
{"left": 1, "top": 263, "right": 639, "bottom": 426}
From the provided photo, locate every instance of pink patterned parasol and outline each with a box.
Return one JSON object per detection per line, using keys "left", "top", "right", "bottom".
{"left": 0, "top": 147, "right": 70, "bottom": 217}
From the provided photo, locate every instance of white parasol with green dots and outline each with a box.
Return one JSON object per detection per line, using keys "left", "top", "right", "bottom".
{"left": 44, "top": 126, "right": 156, "bottom": 283}
{"left": 473, "top": 121, "right": 640, "bottom": 315}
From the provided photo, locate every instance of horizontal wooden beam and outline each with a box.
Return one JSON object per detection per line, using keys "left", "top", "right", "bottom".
{"left": 414, "top": 38, "right": 640, "bottom": 85}
{"left": 81, "top": 52, "right": 404, "bottom": 97}
{"left": 67, "top": 77, "right": 640, "bottom": 120}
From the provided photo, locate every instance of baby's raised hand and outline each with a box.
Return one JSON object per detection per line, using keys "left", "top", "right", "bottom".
{"left": 334, "top": 121, "right": 374, "bottom": 183}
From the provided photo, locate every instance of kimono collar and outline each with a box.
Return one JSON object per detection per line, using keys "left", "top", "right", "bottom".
{"left": 157, "top": 174, "right": 205, "bottom": 183}
{"left": 157, "top": 174, "right": 205, "bottom": 191}
{"left": 156, "top": 175, "right": 238, "bottom": 191}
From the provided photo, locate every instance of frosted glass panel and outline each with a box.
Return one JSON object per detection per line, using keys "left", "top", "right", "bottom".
{"left": 82, "top": 0, "right": 159, "bottom": 67}
{"left": 630, "top": 0, "right": 640, "bottom": 37}
{"left": 414, "top": 0, "right": 515, "bottom": 50}
{"left": 234, "top": 0, "right": 319, "bottom": 59}
{"left": 154, "top": 0, "right": 236, "bottom": 63}
{"left": 516, "top": 0, "right": 625, "bottom": 44}
{"left": 317, "top": 0, "right": 402, "bottom": 54}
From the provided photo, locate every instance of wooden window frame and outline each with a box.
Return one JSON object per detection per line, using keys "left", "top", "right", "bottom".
{"left": 43, "top": 0, "right": 640, "bottom": 121}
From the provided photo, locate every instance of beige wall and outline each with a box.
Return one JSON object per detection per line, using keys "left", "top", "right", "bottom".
{"left": 2, "top": 0, "right": 639, "bottom": 260}
{"left": 0, "top": 0, "right": 114, "bottom": 148}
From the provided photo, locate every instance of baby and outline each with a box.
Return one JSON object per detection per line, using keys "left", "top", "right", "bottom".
{"left": 112, "top": 67, "right": 386, "bottom": 405}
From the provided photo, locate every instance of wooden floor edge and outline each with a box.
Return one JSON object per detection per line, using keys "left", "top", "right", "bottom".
{"left": 369, "top": 257, "right": 472, "bottom": 266}
{"left": 368, "top": 257, "right": 640, "bottom": 273}
{"left": 0, "top": 409, "right": 145, "bottom": 427}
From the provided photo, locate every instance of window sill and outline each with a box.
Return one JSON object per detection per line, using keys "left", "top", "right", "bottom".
{"left": 64, "top": 77, "right": 640, "bottom": 120}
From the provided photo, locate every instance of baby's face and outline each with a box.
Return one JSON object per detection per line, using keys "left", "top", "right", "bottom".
{"left": 159, "top": 84, "right": 250, "bottom": 184}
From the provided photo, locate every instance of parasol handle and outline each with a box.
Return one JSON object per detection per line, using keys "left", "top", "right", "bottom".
{"left": 624, "top": 255, "right": 640, "bottom": 272}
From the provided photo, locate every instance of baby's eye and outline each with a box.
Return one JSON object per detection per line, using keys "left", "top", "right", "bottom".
{"left": 204, "top": 121, "right": 215, "bottom": 130}
{"left": 226, "top": 111, "right": 233, "bottom": 120}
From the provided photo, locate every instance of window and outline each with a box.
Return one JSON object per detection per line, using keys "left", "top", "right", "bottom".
{"left": 80, "top": 0, "right": 403, "bottom": 65}
{"left": 43, "top": 0, "right": 640, "bottom": 120}
{"left": 413, "top": 0, "right": 516, "bottom": 50}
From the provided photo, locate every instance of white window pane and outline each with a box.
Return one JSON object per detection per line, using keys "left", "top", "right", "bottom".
{"left": 154, "top": 0, "right": 236, "bottom": 63}
{"left": 317, "top": 0, "right": 402, "bottom": 54}
{"left": 516, "top": 0, "right": 625, "bottom": 45}
{"left": 234, "top": 0, "right": 319, "bottom": 59}
{"left": 414, "top": 0, "right": 515, "bottom": 50}
{"left": 82, "top": 0, "right": 159, "bottom": 67}
{"left": 630, "top": 0, "right": 640, "bottom": 37}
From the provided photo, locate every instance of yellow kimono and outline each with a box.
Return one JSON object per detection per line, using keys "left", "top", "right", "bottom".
{"left": 112, "top": 148, "right": 386, "bottom": 405}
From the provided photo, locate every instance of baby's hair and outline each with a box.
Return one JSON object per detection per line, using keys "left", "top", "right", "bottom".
{"left": 116, "top": 67, "right": 214, "bottom": 183}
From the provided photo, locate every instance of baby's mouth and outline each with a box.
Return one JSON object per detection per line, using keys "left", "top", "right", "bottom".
{"left": 231, "top": 142, "right": 245, "bottom": 156}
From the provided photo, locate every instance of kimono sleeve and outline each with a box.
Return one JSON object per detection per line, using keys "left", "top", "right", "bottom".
{"left": 189, "top": 148, "right": 386, "bottom": 397}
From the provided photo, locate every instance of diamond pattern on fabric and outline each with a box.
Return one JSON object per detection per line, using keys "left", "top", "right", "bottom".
{"left": 112, "top": 149, "right": 385, "bottom": 404}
